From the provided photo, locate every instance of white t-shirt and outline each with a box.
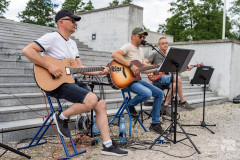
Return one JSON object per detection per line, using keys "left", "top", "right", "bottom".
{"left": 34, "top": 32, "right": 79, "bottom": 60}
{"left": 120, "top": 43, "right": 145, "bottom": 65}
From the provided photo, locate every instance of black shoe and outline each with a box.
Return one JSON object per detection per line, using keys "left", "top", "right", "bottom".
{"left": 101, "top": 142, "right": 128, "bottom": 156}
{"left": 179, "top": 101, "right": 195, "bottom": 110}
{"left": 128, "top": 106, "right": 139, "bottom": 117}
{"left": 149, "top": 123, "right": 163, "bottom": 134}
{"left": 53, "top": 111, "right": 70, "bottom": 137}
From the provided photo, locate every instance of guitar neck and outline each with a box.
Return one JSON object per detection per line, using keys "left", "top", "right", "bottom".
{"left": 140, "top": 65, "right": 159, "bottom": 72}
{"left": 191, "top": 65, "right": 198, "bottom": 67}
{"left": 70, "top": 67, "right": 104, "bottom": 74}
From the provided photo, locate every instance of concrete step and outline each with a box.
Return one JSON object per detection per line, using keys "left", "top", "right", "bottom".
{"left": 0, "top": 53, "right": 111, "bottom": 65}
{"left": 0, "top": 53, "right": 29, "bottom": 61}
{"left": 0, "top": 96, "right": 124, "bottom": 122}
{"left": 0, "top": 83, "right": 39, "bottom": 94}
{"left": 0, "top": 19, "right": 57, "bottom": 34}
{"left": 0, "top": 40, "right": 92, "bottom": 53}
{"left": 0, "top": 102, "right": 71, "bottom": 122}
{"left": 0, "top": 89, "right": 124, "bottom": 107}
{"left": 189, "top": 96, "right": 228, "bottom": 108}
{"left": 0, "top": 67, "right": 32, "bottom": 74}
{"left": 0, "top": 74, "right": 34, "bottom": 83}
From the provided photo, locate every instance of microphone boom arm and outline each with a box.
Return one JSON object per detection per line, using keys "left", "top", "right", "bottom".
{"left": 149, "top": 44, "right": 165, "bottom": 58}
{"left": 141, "top": 40, "right": 165, "bottom": 58}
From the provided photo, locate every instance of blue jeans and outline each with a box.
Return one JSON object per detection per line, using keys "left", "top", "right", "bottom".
{"left": 123, "top": 80, "right": 164, "bottom": 124}
{"left": 153, "top": 75, "right": 173, "bottom": 87}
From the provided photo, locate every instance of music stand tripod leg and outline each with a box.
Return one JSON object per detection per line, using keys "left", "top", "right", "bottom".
{"left": 150, "top": 64, "right": 201, "bottom": 154}
{"left": 176, "top": 122, "right": 201, "bottom": 154}
{"left": 0, "top": 143, "right": 31, "bottom": 159}
{"left": 182, "top": 79, "right": 216, "bottom": 134}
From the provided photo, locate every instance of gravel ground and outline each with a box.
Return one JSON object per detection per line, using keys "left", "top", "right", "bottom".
{"left": 1, "top": 102, "right": 240, "bottom": 160}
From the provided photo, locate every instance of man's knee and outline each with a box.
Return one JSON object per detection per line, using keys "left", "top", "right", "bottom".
{"left": 98, "top": 99, "right": 107, "bottom": 110}
{"left": 84, "top": 92, "right": 98, "bottom": 109}
{"left": 144, "top": 90, "right": 152, "bottom": 100}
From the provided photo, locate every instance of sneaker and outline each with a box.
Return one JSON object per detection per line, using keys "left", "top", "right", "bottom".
{"left": 149, "top": 123, "right": 163, "bottom": 134}
{"left": 128, "top": 106, "right": 139, "bottom": 117}
{"left": 101, "top": 142, "right": 128, "bottom": 156}
{"left": 179, "top": 101, "right": 195, "bottom": 110}
{"left": 53, "top": 111, "right": 70, "bottom": 137}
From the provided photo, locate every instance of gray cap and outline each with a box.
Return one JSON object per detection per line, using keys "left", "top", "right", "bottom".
{"left": 132, "top": 27, "right": 148, "bottom": 36}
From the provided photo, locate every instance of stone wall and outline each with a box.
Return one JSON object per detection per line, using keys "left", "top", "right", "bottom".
{"left": 143, "top": 39, "right": 240, "bottom": 100}
{"left": 73, "top": 4, "right": 173, "bottom": 52}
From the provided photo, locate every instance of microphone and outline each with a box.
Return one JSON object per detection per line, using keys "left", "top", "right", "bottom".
{"left": 141, "top": 40, "right": 152, "bottom": 46}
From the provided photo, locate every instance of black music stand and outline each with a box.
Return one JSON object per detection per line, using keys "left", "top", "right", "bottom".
{"left": 0, "top": 143, "right": 31, "bottom": 159}
{"left": 149, "top": 47, "right": 201, "bottom": 154}
{"left": 182, "top": 66, "right": 216, "bottom": 134}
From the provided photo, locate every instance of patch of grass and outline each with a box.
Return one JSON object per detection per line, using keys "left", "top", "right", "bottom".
{"left": 85, "top": 155, "right": 92, "bottom": 159}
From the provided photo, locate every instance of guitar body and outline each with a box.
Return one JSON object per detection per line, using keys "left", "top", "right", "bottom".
{"left": 148, "top": 72, "right": 166, "bottom": 81}
{"left": 34, "top": 56, "right": 77, "bottom": 91}
{"left": 108, "top": 60, "right": 142, "bottom": 89}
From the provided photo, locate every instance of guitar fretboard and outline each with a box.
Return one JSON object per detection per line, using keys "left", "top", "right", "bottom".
{"left": 70, "top": 67, "right": 104, "bottom": 74}
{"left": 140, "top": 65, "right": 159, "bottom": 72}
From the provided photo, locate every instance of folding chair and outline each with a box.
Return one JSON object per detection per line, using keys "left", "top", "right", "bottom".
{"left": 108, "top": 89, "right": 147, "bottom": 136}
{"left": 18, "top": 95, "right": 86, "bottom": 160}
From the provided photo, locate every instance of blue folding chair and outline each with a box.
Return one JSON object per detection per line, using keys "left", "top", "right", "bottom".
{"left": 108, "top": 89, "right": 147, "bottom": 136}
{"left": 18, "top": 95, "right": 86, "bottom": 160}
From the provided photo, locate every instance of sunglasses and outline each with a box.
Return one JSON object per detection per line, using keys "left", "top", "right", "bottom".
{"left": 138, "top": 34, "right": 146, "bottom": 39}
{"left": 61, "top": 18, "right": 76, "bottom": 24}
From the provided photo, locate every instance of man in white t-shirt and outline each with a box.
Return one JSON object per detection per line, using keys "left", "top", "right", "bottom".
{"left": 22, "top": 9, "right": 127, "bottom": 156}
{"left": 111, "top": 27, "right": 164, "bottom": 134}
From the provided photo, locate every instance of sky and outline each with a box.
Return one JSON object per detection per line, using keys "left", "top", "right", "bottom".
{"left": 4, "top": 0, "right": 235, "bottom": 32}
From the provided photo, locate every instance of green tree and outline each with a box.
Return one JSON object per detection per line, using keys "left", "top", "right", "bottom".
{"left": 83, "top": 0, "right": 94, "bottom": 11}
{"left": 158, "top": 0, "right": 234, "bottom": 41}
{"left": 0, "top": 0, "right": 10, "bottom": 18}
{"left": 159, "top": 0, "right": 196, "bottom": 41}
{"left": 229, "top": 0, "right": 240, "bottom": 40}
{"left": 109, "top": 0, "right": 119, "bottom": 7}
{"left": 61, "top": 0, "right": 85, "bottom": 13}
{"left": 121, "top": 0, "right": 133, "bottom": 4}
{"left": 194, "top": 0, "right": 233, "bottom": 40}
{"left": 18, "top": 0, "right": 58, "bottom": 27}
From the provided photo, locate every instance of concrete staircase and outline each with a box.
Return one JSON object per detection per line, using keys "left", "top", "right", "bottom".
{"left": 0, "top": 18, "right": 228, "bottom": 143}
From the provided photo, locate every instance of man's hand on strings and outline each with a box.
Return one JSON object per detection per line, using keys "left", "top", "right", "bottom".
{"left": 99, "top": 66, "right": 110, "bottom": 75}
{"left": 48, "top": 64, "right": 63, "bottom": 78}
{"left": 130, "top": 64, "right": 140, "bottom": 76}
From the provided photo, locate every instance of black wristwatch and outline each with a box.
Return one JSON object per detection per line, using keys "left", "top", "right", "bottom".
{"left": 129, "top": 63, "right": 133, "bottom": 67}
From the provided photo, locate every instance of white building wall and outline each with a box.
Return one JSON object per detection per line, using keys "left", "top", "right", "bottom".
{"left": 143, "top": 39, "right": 240, "bottom": 100}
{"left": 146, "top": 31, "right": 174, "bottom": 45}
{"left": 73, "top": 4, "right": 173, "bottom": 52}
{"left": 230, "top": 43, "right": 240, "bottom": 99}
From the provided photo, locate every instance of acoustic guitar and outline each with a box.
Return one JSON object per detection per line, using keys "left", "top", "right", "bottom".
{"left": 34, "top": 56, "right": 104, "bottom": 91}
{"left": 107, "top": 60, "right": 159, "bottom": 89}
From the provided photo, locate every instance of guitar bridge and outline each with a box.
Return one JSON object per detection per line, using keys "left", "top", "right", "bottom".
{"left": 65, "top": 67, "right": 71, "bottom": 75}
